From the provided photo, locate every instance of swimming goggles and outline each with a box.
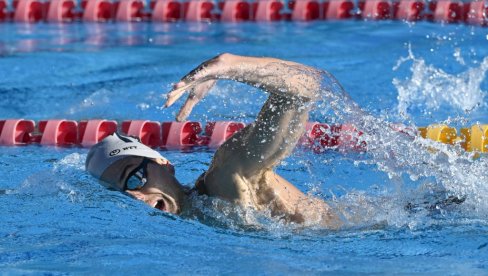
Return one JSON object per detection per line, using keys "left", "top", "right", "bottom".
{"left": 125, "top": 158, "right": 149, "bottom": 190}
{"left": 125, "top": 158, "right": 175, "bottom": 190}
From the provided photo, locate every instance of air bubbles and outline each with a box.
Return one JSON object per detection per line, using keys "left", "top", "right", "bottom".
{"left": 136, "top": 103, "right": 150, "bottom": 110}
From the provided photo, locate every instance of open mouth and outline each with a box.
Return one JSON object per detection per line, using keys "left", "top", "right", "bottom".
{"left": 154, "top": 199, "right": 166, "bottom": 211}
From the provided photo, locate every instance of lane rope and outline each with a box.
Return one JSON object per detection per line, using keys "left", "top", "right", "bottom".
{"left": 1, "top": 119, "right": 487, "bottom": 154}
{"left": 0, "top": 0, "right": 486, "bottom": 26}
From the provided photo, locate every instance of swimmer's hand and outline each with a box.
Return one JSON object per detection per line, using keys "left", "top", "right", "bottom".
{"left": 170, "top": 79, "right": 216, "bottom": 122}
{"left": 165, "top": 54, "right": 233, "bottom": 122}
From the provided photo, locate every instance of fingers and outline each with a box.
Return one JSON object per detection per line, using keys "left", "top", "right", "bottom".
{"left": 164, "top": 54, "right": 223, "bottom": 113}
{"left": 176, "top": 94, "right": 199, "bottom": 122}
{"left": 175, "top": 80, "right": 216, "bottom": 122}
{"left": 164, "top": 82, "right": 194, "bottom": 108}
{"left": 193, "top": 79, "right": 216, "bottom": 98}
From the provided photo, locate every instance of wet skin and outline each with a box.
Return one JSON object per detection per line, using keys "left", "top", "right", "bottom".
{"left": 125, "top": 158, "right": 183, "bottom": 214}
{"left": 128, "top": 53, "right": 341, "bottom": 228}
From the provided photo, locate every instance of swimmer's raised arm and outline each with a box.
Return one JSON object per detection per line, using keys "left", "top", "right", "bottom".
{"left": 165, "top": 54, "right": 323, "bottom": 175}
{"left": 165, "top": 53, "right": 322, "bottom": 121}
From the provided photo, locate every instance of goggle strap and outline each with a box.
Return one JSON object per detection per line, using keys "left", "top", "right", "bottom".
{"left": 125, "top": 158, "right": 150, "bottom": 190}
{"left": 140, "top": 158, "right": 149, "bottom": 185}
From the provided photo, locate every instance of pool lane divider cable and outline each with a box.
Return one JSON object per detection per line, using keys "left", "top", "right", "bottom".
{"left": 1, "top": 119, "right": 488, "bottom": 154}
{"left": 0, "top": 0, "right": 486, "bottom": 26}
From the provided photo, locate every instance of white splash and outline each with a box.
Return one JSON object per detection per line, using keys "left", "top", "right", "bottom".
{"left": 18, "top": 153, "right": 87, "bottom": 203}
{"left": 392, "top": 46, "right": 488, "bottom": 117}
{"left": 313, "top": 66, "right": 488, "bottom": 227}
{"left": 54, "top": 153, "right": 86, "bottom": 171}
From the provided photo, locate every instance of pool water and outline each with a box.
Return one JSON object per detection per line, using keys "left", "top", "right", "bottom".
{"left": 1, "top": 21, "right": 488, "bottom": 274}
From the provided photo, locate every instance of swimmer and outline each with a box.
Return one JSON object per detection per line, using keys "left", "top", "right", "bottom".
{"left": 86, "top": 53, "right": 341, "bottom": 228}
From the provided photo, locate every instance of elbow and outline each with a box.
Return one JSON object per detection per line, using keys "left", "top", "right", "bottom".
{"left": 287, "top": 69, "right": 323, "bottom": 101}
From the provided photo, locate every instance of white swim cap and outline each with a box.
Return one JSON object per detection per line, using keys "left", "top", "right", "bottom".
{"left": 85, "top": 133, "right": 168, "bottom": 190}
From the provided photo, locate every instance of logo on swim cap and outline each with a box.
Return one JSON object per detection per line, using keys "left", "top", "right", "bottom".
{"left": 109, "top": 149, "right": 120, "bottom": 156}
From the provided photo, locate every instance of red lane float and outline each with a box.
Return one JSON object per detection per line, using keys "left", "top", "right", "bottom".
{"left": 152, "top": 0, "right": 181, "bottom": 21}
{"left": 161, "top": 121, "right": 202, "bottom": 149}
{"left": 37, "top": 119, "right": 78, "bottom": 146}
{"left": 335, "top": 123, "right": 366, "bottom": 151}
{"left": 221, "top": 0, "right": 251, "bottom": 22}
{"left": 115, "top": 0, "right": 145, "bottom": 21}
{"left": 79, "top": 119, "right": 117, "bottom": 148}
{"left": 83, "top": 0, "right": 114, "bottom": 22}
{"left": 421, "top": 0, "right": 436, "bottom": 21}
{"left": 324, "top": 0, "right": 354, "bottom": 19}
{"left": 46, "top": 0, "right": 75, "bottom": 22}
{"left": 300, "top": 122, "right": 366, "bottom": 153}
{"left": 361, "top": 0, "right": 392, "bottom": 20}
{"left": 255, "top": 0, "right": 283, "bottom": 21}
{"left": 121, "top": 120, "right": 161, "bottom": 148}
{"left": 291, "top": 0, "right": 320, "bottom": 21}
{"left": 4, "top": 119, "right": 488, "bottom": 156}
{"left": 1, "top": 0, "right": 487, "bottom": 26}
{"left": 394, "top": 0, "right": 424, "bottom": 21}
{"left": 14, "top": 0, "right": 45, "bottom": 22}
{"left": 0, "top": 119, "right": 368, "bottom": 153}
{"left": 465, "top": 1, "right": 488, "bottom": 26}
{"left": 433, "top": 0, "right": 464, "bottom": 23}
{"left": 0, "top": 119, "right": 35, "bottom": 146}
{"left": 0, "top": 0, "right": 8, "bottom": 21}
{"left": 184, "top": 0, "right": 215, "bottom": 22}
{"left": 205, "top": 121, "right": 246, "bottom": 148}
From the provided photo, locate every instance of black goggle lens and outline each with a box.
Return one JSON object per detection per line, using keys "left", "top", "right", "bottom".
{"left": 124, "top": 158, "right": 174, "bottom": 190}
{"left": 126, "top": 169, "right": 147, "bottom": 190}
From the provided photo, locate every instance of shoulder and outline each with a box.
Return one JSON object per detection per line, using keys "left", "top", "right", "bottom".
{"left": 193, "top": 172, "right": 207, "bottom": 195}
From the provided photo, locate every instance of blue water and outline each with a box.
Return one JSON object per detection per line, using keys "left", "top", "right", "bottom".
{"left": 1, "top": 21, "right": 488, "bottom": 274}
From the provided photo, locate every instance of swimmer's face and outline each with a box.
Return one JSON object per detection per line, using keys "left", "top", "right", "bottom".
{"left": 125, "top": 158, "right": 187, "bottom": 214}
